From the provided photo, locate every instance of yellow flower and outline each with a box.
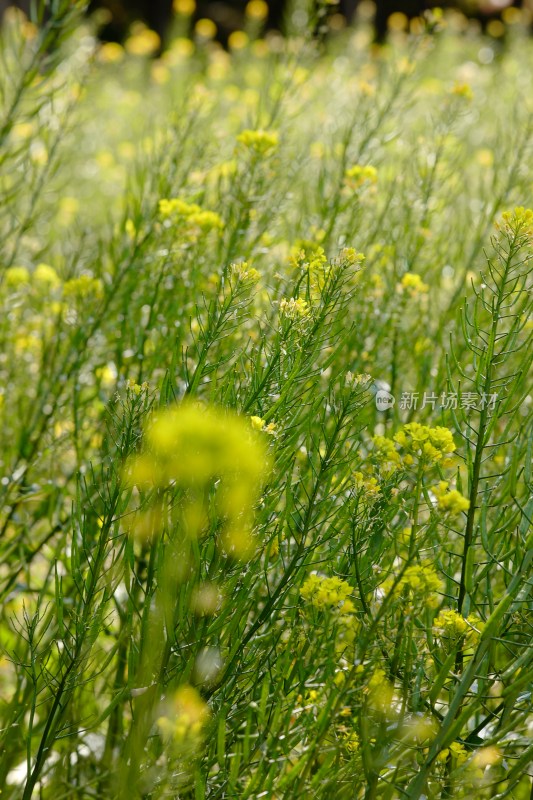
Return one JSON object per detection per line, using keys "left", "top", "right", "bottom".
{"left": 437, "top": 741, "right": 469, "bottom": 764}
{"left": 127, "top": 378, "right": 148, "bottom": 396}
{"left": 157, "top": 685, "right": 210, "bottom": 743}
{"left": 158, "top": 198, "right": 223, "bottom": 233}
{"left": 338, "top": 247, "right": 365, "bottom": 267}
{"left": 372, "top": 435, "right": 402, "bottom": 473}
{"left": 381, "top": 564, "right": 443, "bottom": 609}
{"left": 34, "top": 263, "right": 61, "bottom": 289}
{"left": 433, "top": 609, "right": 484, "bottom": 649}
{"left": 451, "top": 82, "right": 473, "bottom": 101}
{"left": 365, "top": 667, "right": 394, "bottom": 712}
{"left": 392, "top": 423, "right": 456, "bottom": 466}
{"left": 342, "top": 730, "right": 360, "bottom": 754}
{"left": 250, "top": 415, "right": 265, "bottom": 431}
{"left": 236, "top": 129, "right": 279, "bottom": 155}
{"left": 230, "top": 262, "right": 260, "bottom": 283}
{"left": 400, "top": 272, "right": 429, "bottom": 295}
{"left": 245, "top": 0, "right": 268, "bottom": 20}
{"left": 500, "top": 206, "right": 533, "bottom": 237}
{"left": 279, "top": 297, "right": 310, "bottom": 320}
{"left": 471, "top": 746, "right": 501, "bottom": 768}
{"left": 354, "top": 471, "right": 381, "bottom": 498}
{"left": 300, "top": 573, "right": 352, "bottom": 609}
{"left": 344, "top": 164, "right": 377, "bottom": 189}
{"left": 5, "top": 266, "right": 30, "bottom": 287}
{"left": 63, "top": 274, "right": 103, "bottom": 300}
{"left": 195, "top": 18, "right": 217, "bottom": 39}
{"left": 126, "top": 402, "right": 270, "bottom": 558}
{"left": 173, "top": 0, "right": 196, "bottom": 15}
{"left": 228, "top": 31, "right": 249, "bottom": 50}
{"left": 433, "top": 481, "right": 470, "bottom": 515}
{"left": 125, "top": 27, "right": 160, "bottom": 57}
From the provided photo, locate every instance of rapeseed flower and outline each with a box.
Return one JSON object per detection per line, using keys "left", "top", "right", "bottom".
{"left": 127, "top": 402, "right": 270, "bottom": 558}
{"left": 380, "top": 563, "right": 443, "bottom": 609}
{"left": 433, "top": 608, "right": 484, "bottom": 650}
{"left": 364, "top": 667, "right": 394, "bottom": 712}
{"left": 393, "top": 423, "right": 456, "bottom": 465}
{"left": 344, "top": 164, "right": 377, "bottom": 190}
{"left": 399, "top": 272, "right": 429, "bottom": 295}
{"left": 63, "top": 274, "right": 103, "bottom": 300}
{"left": 436, "top": 741, "right": 469, "bottom": 764}
{"left": 158, "top": 198, "right": 224, "bottom": 233}
{"left": 432, "top": 481, "right": 470, "bottom": 515}
{"left": 500, "top": 206, "right": 533, "bottom": 238}
{"left": 34, "top": 263, "right": 61, "bottom": 289}
{"left": 300, "top": 573, "right": 352, "bottom": 610}
{"left": 5, "top": 266, "right": 30, "bottom": 287}
{"left": 157, "top": 685, "right": 210, "bottom": 743}
{"left": 230, "top": 261, "right": 260, "bottom": 283}
{"left": 236, "top": 129, "right": 279, "bottom": 155}
{"left": 279, "top": 297, "right": 310, "bottom": 319}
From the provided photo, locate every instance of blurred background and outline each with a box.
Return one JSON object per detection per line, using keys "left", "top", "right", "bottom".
{"left": 0, "top": 0, "right": 532, "bottom": 49}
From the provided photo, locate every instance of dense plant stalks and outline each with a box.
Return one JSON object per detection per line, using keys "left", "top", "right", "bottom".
{"left": 0, "top": 3, "right": 532, "bottom": 799}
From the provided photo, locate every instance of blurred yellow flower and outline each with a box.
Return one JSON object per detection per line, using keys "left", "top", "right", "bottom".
{"left": 237, "top": 129, "right": 279, "bottom": 155}
{"left": 246, "top": 0, "right": 269, "bottom": 20}
{"left": 157, "top": 685, "right": 210, "bottom": 743}
{"left": 34, "top": 263, "right": 61, "bottom": 289}
{"left": 195, "top": 18, "right": 217, "bottom": 39}
{"left": 5, "top": 266, "right": 30, "bottom": 287}
{"left": 125, "top": 27, "right": 160, "bottom": 57}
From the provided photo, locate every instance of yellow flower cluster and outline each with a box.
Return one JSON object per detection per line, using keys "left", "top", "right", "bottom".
{"left": 341, "top": 729, "right": 360, "bottom": 754}
{"left": 127, "top": 378, "right": 149, "bottom": 396}
{"left": 5, "top": 263, "right": 61, "bottom": 291}
{"left": 236, "top": 128, "right": 278, "bottom": 155}
{"left": 4, "top": 263, "right": 104, "bottom": 304}
{"left": 158, "top": 198, "right": 224, "bottom": 232}
{"left": 289, "top": 243, "right": 365, "bottom": 300}
{"left": 433, "top": 481, "right": 470, "bottom": 515}
{"left": 381, "top": 563, "right": 443, "bottom": 609}
{"left": 63, "top": 274, "right": 103, "bottom": 300}
{"left": 230, "top": 261, "right": 260, "bottom": 283}
{"left": 279, "top": 297, "right": 310, "bottom": 320}
{"left": 245, "top": 0, "right": 268, "bottom": 20}
{"left": 35, "top": 263, "right": 61, "bottom": 288}
{"left": 338, "top": 247, "right": 366, "bottom": 267}
{"left": 125, "top": 26, "right": 160, "bottom": 57}
{"left": 5, "top": 265, "right": 30, "bottom": 287}
{"left": 451, "top": 82, "right": 473, "bottom": 101}
{"left": 157, "top": 685, "right": 210, "bottom": 744}
{"left": 354, "top": 471, "right": 381, "bottom": 498}
{"left": 249, "top": 415, "right": 276, "bottom": 435}
{"left": 400, "top": 272, "right": 429, "bottom": 295}
{"left": 344, "top": 164, "right": 378, "bottom": 189}
{"left": 335, "top": 603, "right": 360, "bottom": 653}
{"left": 364, "top": 667, "right": 394, "bottom": 713}
{"left": 433, "top": 609, "right": 484, "bottom": 647}
{"left": 300, "top": 573, "right": 359, "bottom": 653}
{"left": 300, "top": 573, "right": 352, "bottom": 610}
{"left": 436, "top": 740, "right": 469, "bottom": 765}
{"left": 372, "top": 434, "right": 402, "bottom": 474}
{"left": 127, "top": 402, "right": 270, "bottom": 558}
{"left": 289, "top": 243, "right": 327, "bottom": 273}
{"left": 374, "top": 423, "right": 456, "bottom": 468}
{"left": 500, "top": 206, "right": 533, "bottom": 237}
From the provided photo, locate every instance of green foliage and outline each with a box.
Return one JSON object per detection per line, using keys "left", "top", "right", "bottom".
{"left": 0, "top": 4, "right": 532, "bottom": 799}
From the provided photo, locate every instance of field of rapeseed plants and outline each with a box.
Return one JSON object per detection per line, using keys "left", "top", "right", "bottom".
{"left": 0, "top": 1, "right": 532, "bottom": 797}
